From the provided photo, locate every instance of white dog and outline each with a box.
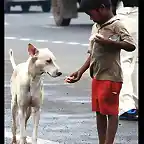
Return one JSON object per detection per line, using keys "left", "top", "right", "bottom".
{"left": 9, "top": 43, "right": 62, "bottom": 144}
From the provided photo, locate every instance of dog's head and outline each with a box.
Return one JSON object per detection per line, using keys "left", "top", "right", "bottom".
{"left": 28, "top": 43, "right": 62, "bottom": 78}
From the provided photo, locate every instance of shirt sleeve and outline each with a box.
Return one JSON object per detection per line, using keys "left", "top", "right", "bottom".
{"left": 87, "top": 24, "right": 96, "bottom": 54}
{"left": 114, "top": 21, "right": 137, "bottom": 47}
{"left": 87, "top": 41, "right": 93, "bottom": 54}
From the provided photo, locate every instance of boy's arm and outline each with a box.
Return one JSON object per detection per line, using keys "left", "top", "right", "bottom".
{"left": 78, "top": 24, "right": 96, "bottom": 74}
{"left": 78, "top": 55, "right": 90, "bottom": 75}
{"left": 95, "top": 21, "right": 136, "bottom": 52}
{"left": 112, "top": 21, "right": 136, "bottom": 52}
{"left": 103, "top": 40, "right": 136, "bottom": 52}
{"left": 77, "top": 37, "right": 93, "bottom": 74}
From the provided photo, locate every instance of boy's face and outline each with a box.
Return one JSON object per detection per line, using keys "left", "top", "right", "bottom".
{"left": 87, "top": 8, "right": 108, "bottom": 23}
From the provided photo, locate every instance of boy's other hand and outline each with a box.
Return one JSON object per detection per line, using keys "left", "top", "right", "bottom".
{"left": 94, "top": 34, "right": 110, "bottom": 45}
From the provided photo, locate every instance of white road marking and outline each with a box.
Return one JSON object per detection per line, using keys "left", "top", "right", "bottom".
{"left": 66, "top": 42, "right": 80, "bottom": 45}
{"left": 35, "top": 39, "right": 49, "bottom": 42}
{"left": 19, "top": 38, "right": 31, "bottom": 41}
{"left": 4, "top": 36, "right": 89, "bottom": 47}
{"left": 5, "top": 37, "right": 16, "bottom": 40}
{"left": 66, "top": 100, "right": 90, "bottom": 103}
{"left": 52, "top": 41, "right": 64, "bottom": 44}
{"left": 5, "top": 130, "right": 59, "bottom": 144}
{"left": 6, "top": 14, "right": 22, "bottom": 17}
{"left": 81, "top": 44, "right": 89, "bottom": 47}
{"left": 5, "top": 82, "right": 71, "bottom": 87}
{"left": 42, "top": 25, "right": 63, "bottom": 29}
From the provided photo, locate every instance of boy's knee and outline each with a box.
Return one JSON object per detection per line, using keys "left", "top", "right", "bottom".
{"left": 108, "top": 115, "right": 118, "bottom": 119}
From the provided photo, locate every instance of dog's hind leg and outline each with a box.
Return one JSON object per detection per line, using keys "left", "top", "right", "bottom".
{"left": 25, "top": 107, "right": 31, "bottom": 129}
{"left": 11, "top": 99, "right": 18, "bottom": 144}
{"left": 31, "top": 107, "right": 40, "bottom": 144}
{"left": 18, "top": 107, "right": 27, "bottom": 144}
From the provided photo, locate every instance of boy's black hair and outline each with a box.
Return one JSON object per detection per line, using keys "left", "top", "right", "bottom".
{"left": 79, "top": 0, "right": 112, "bottom": 12}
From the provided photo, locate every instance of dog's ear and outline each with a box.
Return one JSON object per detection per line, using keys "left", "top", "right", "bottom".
{"left": 28, "top": 43, "right": 39, "bottom": 56}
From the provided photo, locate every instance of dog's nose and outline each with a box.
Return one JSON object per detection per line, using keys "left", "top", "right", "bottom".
{"left": 57, "top": 72, "right": 62, "bottom": 76}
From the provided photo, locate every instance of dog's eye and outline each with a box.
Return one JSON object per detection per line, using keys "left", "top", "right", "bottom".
{"left": 46, "top": 59, "right": 52, "bottom": 63}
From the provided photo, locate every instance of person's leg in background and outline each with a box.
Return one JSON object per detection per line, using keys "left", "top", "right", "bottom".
{"left": 119, "top": 54, "right": 138, "bottom": 119}
{"left": 116, "top": 2, "right": 138, "bottom": 120}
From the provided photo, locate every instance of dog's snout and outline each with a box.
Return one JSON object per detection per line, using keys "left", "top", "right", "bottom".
{"left": 57, "top": 72, "right": 62, "bottom": 76}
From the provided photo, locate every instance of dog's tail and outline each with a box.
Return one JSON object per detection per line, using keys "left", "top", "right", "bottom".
{"left": 9, "top": 49, "right": 16, "bottom": 69}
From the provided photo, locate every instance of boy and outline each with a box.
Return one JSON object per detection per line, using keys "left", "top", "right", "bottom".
{"left": 65, "top": 0, "right": 136, "bottom": 144}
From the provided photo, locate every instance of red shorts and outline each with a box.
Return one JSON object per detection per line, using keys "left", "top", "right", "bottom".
{"left": 92, "top": 78, "right": 122, "bottom": 115}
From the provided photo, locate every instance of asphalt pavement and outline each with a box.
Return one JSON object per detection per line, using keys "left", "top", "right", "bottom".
{"left": 5, "top": 6, "right": 138, "bottom": 144}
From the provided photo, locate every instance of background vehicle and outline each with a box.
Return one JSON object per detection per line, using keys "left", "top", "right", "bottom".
{"left": 51, "top": 0, "right": 138, "bottom": 26}
{"left": 4, "top": 0, "right": 51, "bottom": 13}
{"left": 51, "top": 0, "right": 80, "bottom": 26}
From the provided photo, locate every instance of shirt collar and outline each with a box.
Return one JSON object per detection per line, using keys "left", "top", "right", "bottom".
{"left": 96, "top": 16, "right": 119, "bottom": 29}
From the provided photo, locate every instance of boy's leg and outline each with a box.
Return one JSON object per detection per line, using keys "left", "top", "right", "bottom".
{"left": 96, "top": 112, "right": 107, "bottom": 144}
{"left": 92, "top": 79, "right": 107, "bottom": 144}
{"left": 98, "top": 80, "right": 122, "bottom": 144}
{"left": 105, "top": 115, "right": 118, "bottom": 144}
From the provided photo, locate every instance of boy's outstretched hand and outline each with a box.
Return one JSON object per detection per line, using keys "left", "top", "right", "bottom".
{"left": 65, "top": 71, "right": 82, "bottom": 83}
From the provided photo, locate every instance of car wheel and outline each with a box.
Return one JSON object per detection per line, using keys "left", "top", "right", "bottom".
{"left": 21, "top": 4, "right": 30, "bottom": 12}
{"left": 52, "top": 0, "right": 71, "bottom": 26}
{"left": 41, "top": 1, "right": 51, "bottom": 12}
{"left": 5, "top": 5, "right": 11, "bottom": 13}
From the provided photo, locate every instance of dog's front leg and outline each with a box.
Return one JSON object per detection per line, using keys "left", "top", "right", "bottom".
{"left": 18, "top": 107, "right": 27, "bottom": 144}
{"left": 32, "top": 107, "right": 40, "bottom": 144}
